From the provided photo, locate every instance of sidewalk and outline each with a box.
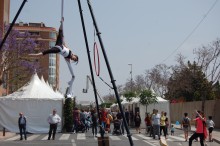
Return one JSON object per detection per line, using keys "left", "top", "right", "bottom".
{"left": 0, "top": 131, "right": 16, "bottom": 140}
{"left": 173, "top": 124, "right": 220, "bottom": 144}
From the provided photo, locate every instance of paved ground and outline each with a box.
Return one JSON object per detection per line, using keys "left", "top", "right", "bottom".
{"left": 173, "top": 124, "right": 220, "bottom": 144}
{"left": 0, "top": 125, "right": 219, "bottom": 145}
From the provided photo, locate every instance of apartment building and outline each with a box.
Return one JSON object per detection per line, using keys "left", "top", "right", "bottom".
{"left": 13, "top": 22, "right": 60, "bottom": 89}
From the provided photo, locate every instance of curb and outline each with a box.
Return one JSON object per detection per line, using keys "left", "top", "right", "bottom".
{"left": 0, "top": 133, "right": 16, "bottom": 141}
{"left": 213, "top": 138, "right": 220, "bottom": 144}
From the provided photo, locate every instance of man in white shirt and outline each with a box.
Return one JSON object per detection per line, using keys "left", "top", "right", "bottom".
{"left": 47, "top": 109, "right": 61, "bottom": 140}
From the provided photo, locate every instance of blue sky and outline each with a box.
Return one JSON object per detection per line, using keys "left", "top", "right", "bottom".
{"left": 10, "top": 0, "right": 220, "bottom": 102}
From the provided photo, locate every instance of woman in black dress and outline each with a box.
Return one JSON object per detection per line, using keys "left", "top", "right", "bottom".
{"left": 134, "top": 112, "right": 141, "bottom": 133}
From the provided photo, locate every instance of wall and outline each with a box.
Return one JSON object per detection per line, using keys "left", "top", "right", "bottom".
{"left": 170, "top": 100, "right": 220, "bottom": 128}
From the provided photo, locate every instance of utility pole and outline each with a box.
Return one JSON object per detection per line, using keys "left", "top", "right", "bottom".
{"left": 128, "top": 64, "right": 133, "bottom": 92}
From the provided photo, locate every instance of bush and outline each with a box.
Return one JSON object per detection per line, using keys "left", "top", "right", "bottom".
{"left": 64, "top": 97, "right": 73, "bottom": 132}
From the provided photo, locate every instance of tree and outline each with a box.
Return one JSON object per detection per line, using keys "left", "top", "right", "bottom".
{"left": 194, "top": 39, "right": 220, "bottom": 83}
{"left": 63, "top": 97, "right": 73, "bottom": 132}
{"left": 0, "top": 25, "right": 44, "bottom": 92}
{"left": 139, "top": 89, "right": 157, "bottom": 106}
{"left": 124, "top": 91, "right": 136, "bottom": 102}
{"left": 165, "top": 61, "right": 215, "bottom": 102}
{"left": 134, "top": 75, "right": 146, "bottom": 94}
{"left": 145, "top": 64, "right": 171, "bottom": 97}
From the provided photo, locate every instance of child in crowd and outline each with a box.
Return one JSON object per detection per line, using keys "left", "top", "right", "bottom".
{"left": 171, "top": 125, "right": 175, "bottom": 135}
{"left": 206, "top": 116, "right": 215, "bottom": 142}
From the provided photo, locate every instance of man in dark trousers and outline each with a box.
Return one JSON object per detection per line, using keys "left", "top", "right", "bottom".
{"left": 125, "top": 109, "right": 130, "bottom": 126}
{"left": 18, "top": 112, "right": 27, "bottom": 140}
{"left": 47, "top": 109, "right": 61, "bottom": 140}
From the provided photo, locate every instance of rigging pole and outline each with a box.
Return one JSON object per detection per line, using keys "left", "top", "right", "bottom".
{"left": 76, "top": 1, "right": 106, "bottom": 146}
{"left": 0, "top": 0, "right": 28, "bottom": 50}
{"left": 86, "top": 1, "right": 134, "bottom": 146}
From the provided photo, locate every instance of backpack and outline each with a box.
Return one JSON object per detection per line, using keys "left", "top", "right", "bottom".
{"left": 182, "top": 117, "right": 189, "bottom": 128}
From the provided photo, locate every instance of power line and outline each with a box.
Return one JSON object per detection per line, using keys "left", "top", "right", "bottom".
{"left": 161, "top": 0, "right": 219, "bottom": 63}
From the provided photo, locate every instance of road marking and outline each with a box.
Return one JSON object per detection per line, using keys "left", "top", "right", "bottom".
{"left": 168, "top": 135, "right": 185, "bottom": 141}
{"left": 77, "top": 133, "right": 86, "bottom": 140}
{"left": 135, "top": 134, "right": 152, "bottom": 140}
{"left": 143, "top": 140, "right": 157, "bottom": 146}
{"left": 59, "top": 134, "right": 70, "bottom": 140}
{"left": 71, "top": 139, "right": 76, "bottom": 146}
{"left": 41, "top": 135, "right": 48, "bottom": 140}
{"left": 5, "top": 135, "right": 20, "bottom": 141}
{"left": 123, "top": 135, "right": 139, "bottom": 140}
{"left": 109, "top": 135, "right": 121, "bottom": 140}
{"left": 27, "top": 134, "right": 40, "bottom": 141}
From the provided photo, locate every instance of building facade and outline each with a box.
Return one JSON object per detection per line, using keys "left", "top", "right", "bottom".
{"left": 13, "top": 22, "right": 60, "bottom": 89}
{"left": 0, "top": 0, "right": 10, "bottom": 96}
{"left": 0, "top": 0, "right": 10, "bottom": 31}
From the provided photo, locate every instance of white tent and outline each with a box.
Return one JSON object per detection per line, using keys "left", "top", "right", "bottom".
{"left": 0, "top": 74, "right": 64, "bottom": 133}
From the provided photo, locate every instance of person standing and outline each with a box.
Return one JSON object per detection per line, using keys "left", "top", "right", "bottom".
{"left": 125, "top": 109, "right": 130, "bottom": 126}
{"left": 116, "top": 111, "right": 124, "bottom": 135}
{"left": 189, "top": 110, "right": 206, "bottom": 146}
{"left": 91, "top": 109, "right": 98, "bottom": 137}
{"left": 181, "top": 113, "right": 191, "bottom": 141}
{"left": 18, "top": 112, "right": 27, "bottom": 140}
{"left": 72, "top": 107, "right": 80, "bottom": 134}
{"left": 171, "top": 125, "right": 175, "bottom": 135}
{"left": 152, "top": 109, "right": 161, "bottom": 140}
{"left": 134, "top": 112, "right": 141, "bottom": 134}
{"left": 160, "top": 111, "right": 167, "bottom": 139}
{"left": 164, "top": 112, "right": 169, "bottom": 135}
{"left": 206, "top": 116, "right": 215, "bottom": 142}
{"left": 47, "top": 109, "right": 61, "bottom": 140}
{"left": 144, "top": 113, "right": 151, "bottom": 134}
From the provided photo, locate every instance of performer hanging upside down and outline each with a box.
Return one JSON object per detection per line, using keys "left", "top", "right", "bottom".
{"left": 29, "top": 22, "right": 78, "bottom": 98}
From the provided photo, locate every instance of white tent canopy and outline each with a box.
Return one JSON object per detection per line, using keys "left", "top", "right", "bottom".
{"left": 0, "top": 73, "right": 64, "bottom": 133}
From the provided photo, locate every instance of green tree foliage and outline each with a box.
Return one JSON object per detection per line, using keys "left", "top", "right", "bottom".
{"left": 124, "top": 91, "right": 136, "bottom": 102}
{"left": 165, "top": 61, "right": 215, "bottom": 101}
{"left": 100, "top": 102, "right": 113, "bottom": 108}
{"left": 139, "top": 89, "right": 157, "bottom": 105}
{"left": 64, "top": 97, "right": 73, "bottom": 132}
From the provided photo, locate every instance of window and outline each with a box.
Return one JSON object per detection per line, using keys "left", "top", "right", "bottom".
{"left": 29, "top": 31, "right": 40, "bottom": 36}
{"left": 49, "top": 32, "right": 56, "bottom": 39}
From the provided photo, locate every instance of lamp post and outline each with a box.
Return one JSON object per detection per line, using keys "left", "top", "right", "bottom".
{"left": 128, "top": 64, "right": 133, "bottom": 92}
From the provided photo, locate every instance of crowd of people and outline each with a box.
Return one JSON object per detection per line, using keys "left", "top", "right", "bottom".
{"left": 17, "top": 107, "right": 215, "bottom": 146}
{"left": 180, "top": 110, "right": 215, "bottom": 146}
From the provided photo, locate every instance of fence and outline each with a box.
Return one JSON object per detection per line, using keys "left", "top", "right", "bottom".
{"left": 170, "top": 99, "right": 220, "bottom": 128}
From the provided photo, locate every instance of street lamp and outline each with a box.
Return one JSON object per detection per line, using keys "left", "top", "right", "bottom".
{"left": 128, "top": 64, "right": 133, "bottom": 92}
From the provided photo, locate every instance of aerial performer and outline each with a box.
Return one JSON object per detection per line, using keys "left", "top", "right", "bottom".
{"left": 29, "top": 20, "right": 78, "bottom": 98}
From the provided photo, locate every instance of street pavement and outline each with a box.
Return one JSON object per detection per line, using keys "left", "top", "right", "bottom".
{"left": 0, "top": 127, "right": 220, "bottom": 146}
{"left": 173, "top": 124, "right": 220, "bottom": 144}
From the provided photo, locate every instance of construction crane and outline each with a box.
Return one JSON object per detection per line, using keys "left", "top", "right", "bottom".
{"left": 82, "top": 75, "right": 104, "bottom": 103}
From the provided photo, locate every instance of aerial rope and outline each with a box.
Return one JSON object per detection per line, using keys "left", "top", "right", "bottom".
{"left": 29, "top": 0, "right": 78, "bottom": 98}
